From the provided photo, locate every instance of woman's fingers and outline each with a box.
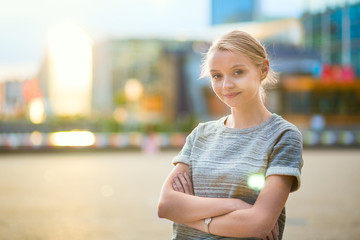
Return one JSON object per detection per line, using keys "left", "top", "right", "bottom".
{"left": 173, "top": 176, "right": 184, "bottom": 193}
{"left": 263, "top": 222, "right": 279, "bottom": 240}
{"left": 172, "top": 172, "right": 194, "bottom": 195}
{"left": 271, "top": 229, "right": 276, "bottom": 240}
{"left": 264, "top": 221, "right": 279, "bottom": 240}
{"left": 177, "top": 172, "right": 191, "bottom": 194}
{"left": 264, "top": 233, "right": 273, "bottom": 240}
{"left": 274, "top": 221, "right": 279, "bottom": 240}
{"left": 183, "top": 172, "right": 194, "bottom": 195}
{"left": 172, "top": 183, "right": 179, "bottom": 191}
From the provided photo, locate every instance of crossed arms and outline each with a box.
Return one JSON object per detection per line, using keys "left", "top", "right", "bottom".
{"left": 157, "top": 162, "right": 293, "bottom": 239}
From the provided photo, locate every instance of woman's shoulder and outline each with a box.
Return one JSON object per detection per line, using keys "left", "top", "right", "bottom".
{"left": 270, "top": 114, "right": 301, "bottom": 132}
{"left": 268, "top": 114, "right": 303, "bottom": 141}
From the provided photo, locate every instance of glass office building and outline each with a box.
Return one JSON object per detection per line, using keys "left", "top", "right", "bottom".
{"left": 211, "top": 0, "right": 259, "bottom": 25}
{"left": 302, "top": 2, "right": 360, "bottom": 76}
{"left": 277, "top": 2, "right": 360, "bottom": 129}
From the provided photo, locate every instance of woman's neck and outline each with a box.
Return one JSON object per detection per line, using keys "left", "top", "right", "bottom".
{"left": 226, "top": 104, "right": 272, "bottom": 129}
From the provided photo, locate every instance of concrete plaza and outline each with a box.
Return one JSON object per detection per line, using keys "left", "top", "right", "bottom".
{"left": 0, "top": 149, "right": 359, "bottom": 239}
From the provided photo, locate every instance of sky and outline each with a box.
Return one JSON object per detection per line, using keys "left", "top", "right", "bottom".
{"left": 0, "top": 0, "right": 353, "bottom": 80}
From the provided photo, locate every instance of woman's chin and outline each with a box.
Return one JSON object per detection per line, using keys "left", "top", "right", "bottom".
{"left": 223, "top": 103, "right": 240, "bottom": 109}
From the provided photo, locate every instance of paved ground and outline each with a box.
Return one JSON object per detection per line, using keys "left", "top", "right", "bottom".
{"left": 283, "top": 149, "right": 360, "bottom": 240}
{"left": 0, "top": 149, "right": 359, "bottom": 239}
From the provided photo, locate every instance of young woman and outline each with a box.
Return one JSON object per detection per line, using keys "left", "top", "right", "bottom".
{"left": 158, "top": 30, "right": 303, "bottom": 240}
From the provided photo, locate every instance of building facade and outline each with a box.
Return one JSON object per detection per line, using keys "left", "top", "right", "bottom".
{"left": 92, "top": 39, "right": 209, "bottom": 129}
{"left": 302, "top": 2, "right": 360, "bottom": 76}
{"left": 211, "top": 0, "right": 259, "bottom": 25}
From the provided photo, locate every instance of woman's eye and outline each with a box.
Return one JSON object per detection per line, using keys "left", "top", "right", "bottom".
{"left": 234, "top": 70, "right": 243, "bottom": 75}
{"left": 212, "top": 74, "right": 221, "bottom": 80}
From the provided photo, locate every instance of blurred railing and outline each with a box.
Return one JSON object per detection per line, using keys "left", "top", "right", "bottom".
{"left": 0, "top": 129, "right": 359, "bottom": 152}
{"left": 0, "top": 131, "right": 186, "bottom": 152}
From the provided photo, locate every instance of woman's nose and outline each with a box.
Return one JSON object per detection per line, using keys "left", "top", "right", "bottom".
{"left": 223, "top": 76, "right": 234, "bottom": 89}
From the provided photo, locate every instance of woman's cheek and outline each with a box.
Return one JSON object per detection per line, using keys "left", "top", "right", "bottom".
{"left": 211, "top": 84, "right": 222, "bottom": 99}
{"left": 211, "top": 81, "right": 221, "bottom": 92}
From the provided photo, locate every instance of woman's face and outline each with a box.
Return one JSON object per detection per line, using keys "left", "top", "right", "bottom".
{"left": 208, "top": 50, "right": 263, "bottom": 108}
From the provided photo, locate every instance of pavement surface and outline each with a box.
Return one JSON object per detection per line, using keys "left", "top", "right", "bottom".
{"left": 0, "top": 149, "right": 359, "bottom": 239}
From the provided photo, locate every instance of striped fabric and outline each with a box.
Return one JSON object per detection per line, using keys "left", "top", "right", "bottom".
{"left": 172, "top": 113, "right": 304, "bottom": 240}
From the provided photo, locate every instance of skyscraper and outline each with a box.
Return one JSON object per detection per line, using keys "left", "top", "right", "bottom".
{"left": 211, "top": 0, "right": 259, "bottom": 25}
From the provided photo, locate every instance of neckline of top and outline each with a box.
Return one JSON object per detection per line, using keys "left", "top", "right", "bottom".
{"left": 219, "top": 113, "right": 278, "bottom": 133}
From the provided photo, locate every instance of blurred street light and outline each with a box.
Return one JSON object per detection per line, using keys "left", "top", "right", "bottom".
{"left": 29, "top": 98, "right": 46, "bottom": 124}
{"left": 124, "top": 78, "right": 144, "bottom": 102}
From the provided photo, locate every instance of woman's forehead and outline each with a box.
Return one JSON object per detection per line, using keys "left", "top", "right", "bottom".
{"left": 208, "top": 50, "right": 253, "bottom": 68}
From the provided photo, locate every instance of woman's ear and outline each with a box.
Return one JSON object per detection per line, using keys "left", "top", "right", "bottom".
{"left": 260, "top": 59, "right": 269, "bottom": 80}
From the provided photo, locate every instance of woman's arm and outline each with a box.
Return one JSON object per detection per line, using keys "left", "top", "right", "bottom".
{"left": 173, "top": 171, "right": 279, "bottom": 240}
{"left": 157, "top": 162, "right": 252, "bottom": 223}
{"left": 183, "top": 175, "right": 293, "bottom": 239}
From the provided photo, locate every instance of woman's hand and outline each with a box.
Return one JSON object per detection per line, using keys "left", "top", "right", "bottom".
{"left": 172, "top": 172, "right": 194, "bottom": 195}
{"left": 263, "top": 221, "right": 279, "bottom": 240}
{"left": 159, "top": 163, "right": 253, "bottom": 223}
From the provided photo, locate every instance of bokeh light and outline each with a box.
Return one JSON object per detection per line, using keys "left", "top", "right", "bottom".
{"left": 29, "top": 98, "right": 46, "bottom": 124}
{"left": 113, "top": 107, "right": 128, "bottom": 123}
{"left": 247, "top": 174, "right": 265, "bottom": 191}
{"left": 29, "top": 131, "right": 43, "bottom": 146}
{"left": 49, "top": 130, "right": 95, "bottom": 147}
{"left": 320, "top": 131, "right": 337, "bottom": 145}
{"left": 303, "top": 130, "right": 320, "bottom": 146}
{"left": 124, "top": 79, "right": 144, "bottom": 102}
{"left": 48, "top": 21, "right": 92, "bottom": 116}
{"left": 339, "top": 131, "right": 355, "bottom": 145}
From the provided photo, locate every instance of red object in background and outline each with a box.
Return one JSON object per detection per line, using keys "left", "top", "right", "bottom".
{"left": 321, "top": 64, "right": 355, "bottom": 84}
{"left": 341, "top": 65, "right": 355, "bottom": 83}
{"left": 22, "top": 78, "right": 43, "bottom": 102}
{"left": 321, "top": 64, "right": 333, "bottom": 84}
{"left": 332, "top": 65, "right": 342, "bottom": 82}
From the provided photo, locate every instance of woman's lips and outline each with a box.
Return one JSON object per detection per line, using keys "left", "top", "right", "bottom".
{"left": 223, "top": 92, "right": 241, "bottom": 98}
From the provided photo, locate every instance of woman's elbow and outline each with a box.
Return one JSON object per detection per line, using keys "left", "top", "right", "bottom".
{"left": 251, "top": 216, "right": 276, "bottom": 239}
{"left": 158, "top": 196, "right": 187, "bottom": 223}
{"left": 157, "top": 200, "right": 169, "bottom": 219}
{"left": 157, "top": 192, "right": 176, "bottom": 219}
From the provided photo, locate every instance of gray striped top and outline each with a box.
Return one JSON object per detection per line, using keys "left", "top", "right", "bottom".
{"left": 171, "top": 113, "right": 303, "bottom": 240}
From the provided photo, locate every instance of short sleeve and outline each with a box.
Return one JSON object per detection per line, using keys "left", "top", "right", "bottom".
{"left": 172, "top": 126, "right": 198, "bottom": 166}
{"left": 266, "top": 129, "right": 304, "bottom": 192}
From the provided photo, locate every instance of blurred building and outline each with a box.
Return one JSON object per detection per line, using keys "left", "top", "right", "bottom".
{"left": 92, "top": 39, "right": 209, "bottom": 127}
{"left": 0, "top": 82, "right": 4, "bottom": 119}
{"left": 211, "top": 0, "right": 259, "bottom": 25}
{"left": 278, "top": 1, "right": 360, "bottom": 129}
{"left": 0, "top": 80, "right": 26, "bottom": 119}
{"left": 302, "top": 1, "right": 360, "bottom": 75}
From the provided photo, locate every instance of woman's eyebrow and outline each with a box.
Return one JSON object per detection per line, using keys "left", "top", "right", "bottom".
{"left": 210, "top": 64, "right": 246, "bottom": 72}
{"left": 230, "top": 64, "right": 246, "bottom": 69}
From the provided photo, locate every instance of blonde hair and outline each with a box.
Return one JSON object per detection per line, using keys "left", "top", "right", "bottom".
{"left": 200, "top": 30, "right": 278, "bottom": 102}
